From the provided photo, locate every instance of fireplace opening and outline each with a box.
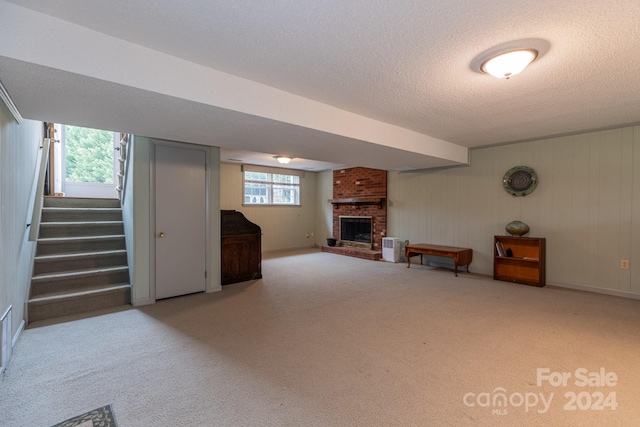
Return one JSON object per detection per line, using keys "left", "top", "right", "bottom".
{"left": 339, "top": 216, "right": 373, "bottom": 249}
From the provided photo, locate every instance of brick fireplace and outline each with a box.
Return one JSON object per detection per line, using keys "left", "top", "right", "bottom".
{"left": 323, "top": 167, "right": 387, "bottom": 260}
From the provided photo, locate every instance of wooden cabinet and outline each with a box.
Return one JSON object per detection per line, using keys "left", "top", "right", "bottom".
{"left": 221, "top": 210, "right": 262, "bottom": 285}
{"left": 493, "top": 236, "right": 546, "bottom": 287}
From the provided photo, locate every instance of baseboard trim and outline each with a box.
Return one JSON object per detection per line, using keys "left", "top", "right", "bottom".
{"left": 445, "top": 269, "right": 640, "bottom": 300}
{"left": 206, "top": 284, "right": 222, "bottom": 293}
{"left": 547, "top": 281, "right": 640, "bottom": 300}
{"left": 131, "top": 297, "right": 155, "bottom": 307}
{"left": 262, "top": 246, "right": 318, "bottom": 254}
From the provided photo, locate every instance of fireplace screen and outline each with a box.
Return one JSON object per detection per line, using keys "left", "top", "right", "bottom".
{"left": 339, "top": 216, "right": 373, "bottom": 249}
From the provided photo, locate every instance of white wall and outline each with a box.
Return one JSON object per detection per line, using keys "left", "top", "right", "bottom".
{"left": 120, "top": 136, "right": 134, "bottom": 296}
{"left": 124, "top": 136, "right": 151, "bottom": 305}
{"left": 315, "top": 170, "right": 334, "bottom": 246}
{"left": 220, "top": 163, "right": 318, "bottom": 251}
{"left": 0, "top": 108, "right": 41, "bottom": 339}
{"left": 388, "top": 125, "right": 640, "bottom": 298}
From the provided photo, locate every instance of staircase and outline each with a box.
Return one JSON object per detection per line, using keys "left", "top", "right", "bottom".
{"left": 27, "top": 197, "right": 131, "bottom": 323}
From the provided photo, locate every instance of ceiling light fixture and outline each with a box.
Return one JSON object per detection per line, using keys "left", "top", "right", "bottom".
{"left": 480, "top": 49, "right": 538, "bottom": 79}
{"left": 275, "top": 156, "right": 292, "bottom": 165}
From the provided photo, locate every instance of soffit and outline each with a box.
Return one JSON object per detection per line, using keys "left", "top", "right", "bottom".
{"left": 2, "top": 0, "right": 640, "bottom": 169}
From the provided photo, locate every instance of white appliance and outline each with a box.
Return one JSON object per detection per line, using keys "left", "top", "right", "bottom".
{"left": 382, "top": 237, "right": 401, "bottom": 263}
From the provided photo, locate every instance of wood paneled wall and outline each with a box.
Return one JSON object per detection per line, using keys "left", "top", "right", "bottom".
{"left": 388, "top": 126, "right": 640, "bottom": 297}
{"left": 0, "top": 110, "right": 42, "bottom": 336}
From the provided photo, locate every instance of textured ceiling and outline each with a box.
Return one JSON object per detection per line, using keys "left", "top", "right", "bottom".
{"left": 2, "top": 0, "right": 640, "bottom": 170}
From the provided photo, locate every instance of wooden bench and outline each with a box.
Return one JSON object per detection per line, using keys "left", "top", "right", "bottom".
{"left": 405, "top": 243, "right": 473, "bottom": 276}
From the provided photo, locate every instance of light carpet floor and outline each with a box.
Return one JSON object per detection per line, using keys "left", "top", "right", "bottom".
{"left": 2, "top": 248, "right": 640, "bottom": 426}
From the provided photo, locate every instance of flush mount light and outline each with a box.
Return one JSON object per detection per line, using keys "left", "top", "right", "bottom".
{"left": 480, "top": 49, "right": 538, "bottom": 79}
{"left": 275, "top": 156, "right": 292, "bottom": 165}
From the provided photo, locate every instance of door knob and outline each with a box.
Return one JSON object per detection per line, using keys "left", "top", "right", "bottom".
{"left": 158, "top": 232, "right": 165, "bottom": 238}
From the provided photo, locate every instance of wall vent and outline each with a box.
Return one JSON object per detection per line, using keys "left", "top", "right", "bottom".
{"left": 1, "top": 306, "right": 12, "bottom": 374}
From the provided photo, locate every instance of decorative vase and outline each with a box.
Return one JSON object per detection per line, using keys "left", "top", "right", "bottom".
{"left": 326, "top": 237, "right": 337, "bottom": 247}
{"left": 505, "top": 221, "right": 530, "bottom": 236}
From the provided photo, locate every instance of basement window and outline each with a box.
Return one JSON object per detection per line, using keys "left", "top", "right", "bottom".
{"left": 242, "top": 165, "right": 302, "bottom": 206}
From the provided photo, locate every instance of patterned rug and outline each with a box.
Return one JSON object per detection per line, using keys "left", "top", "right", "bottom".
{"left": 50, "top": 404, "right": 118, "bottom": 427}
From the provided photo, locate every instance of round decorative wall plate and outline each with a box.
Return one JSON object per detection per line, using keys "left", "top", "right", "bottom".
{"left": 503, "top": 166, "right": 538, "bottom": 197}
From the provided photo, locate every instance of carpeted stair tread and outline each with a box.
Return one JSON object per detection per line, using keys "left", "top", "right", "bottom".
{"left": 36, "top": 235, "right": 126, "bottom": 256}
{"left": 32, "top": 265, "right": 129, "bottom": 281}
{"left": 37, "top": 234, "right": 126, "bottom": 243}
{"left": 43, "top": 196, "right": 120, "bottom": 208}
{"left": 29, "top": 283, "right": 131, "bottom": 302}
{"left": 30, "top": 266, "right": 130, "bottom": 299}
{"left": 33, "top": 250, "right": 128, "bottom": 275}
{"left": 40, "top": 220, "right": 124, "bottom": 226}
{"left": 35, "top": 249, "right": 127, "bottom": 261}
{"left": 30, "top": 196, "right": 130, "bottom": 322}
{"left": 38, "top": 221, "right": 125, "bottom": 238}
{"left": 27, "top": 284, "right": 130, "bottom": 322}
{"left": 41, "top": 207, "right": 124, "bottom": 222}
{"left": 43, "top": 207, "right": 122, "bottom": 211}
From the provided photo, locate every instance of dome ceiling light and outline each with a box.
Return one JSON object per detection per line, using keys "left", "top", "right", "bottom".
{"left": 480, "top": 49, "right": 539, "bottom": 79}
{"left": 275, "top": 156, "right": 292, "bottom": 164}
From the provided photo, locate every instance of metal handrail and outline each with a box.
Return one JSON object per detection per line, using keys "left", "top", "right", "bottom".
{"left": 27, "top": 138, "right": 51, "bottom": 241}
{"left": 116, "top": 133, "right": 130, "bottom": 203}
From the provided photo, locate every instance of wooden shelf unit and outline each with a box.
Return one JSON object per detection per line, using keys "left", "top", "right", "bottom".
{"left": 493, "top": 236, "right": 546, "bottom": 287}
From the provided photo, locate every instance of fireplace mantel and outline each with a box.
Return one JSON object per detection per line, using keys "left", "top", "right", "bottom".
{"left": 328, "top": 197, "right": 386, "bottom": 209}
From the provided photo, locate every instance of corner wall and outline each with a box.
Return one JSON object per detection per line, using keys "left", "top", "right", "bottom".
{"left": 0, "top": 107, "right": 41, "bottom": 339}
{"left": 220, "top": 163, "right": 318, "bottom": 251}
{"left": 123, "top": 135, "right": 151, "bottom": 305}
{"left": 388, "top": 125, "right": 640, "bottom": 298}
{"left": 315, "top": 170, "right": 333, "bottom": 246}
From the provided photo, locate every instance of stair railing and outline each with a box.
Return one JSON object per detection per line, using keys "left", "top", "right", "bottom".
{"left": 115, "top": 133, "right": 130, "bottom": 203}
{"left": 27, "top": 138, "right": 51, "bottom": 241}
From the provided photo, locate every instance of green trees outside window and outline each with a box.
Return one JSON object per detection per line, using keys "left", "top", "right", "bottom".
{"left": 64, "top": 125, "right": 114, "bottom": 184}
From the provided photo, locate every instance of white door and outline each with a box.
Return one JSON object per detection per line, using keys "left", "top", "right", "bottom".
{"left": 155, "top": 144, "right": 207, "bottom": 299}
